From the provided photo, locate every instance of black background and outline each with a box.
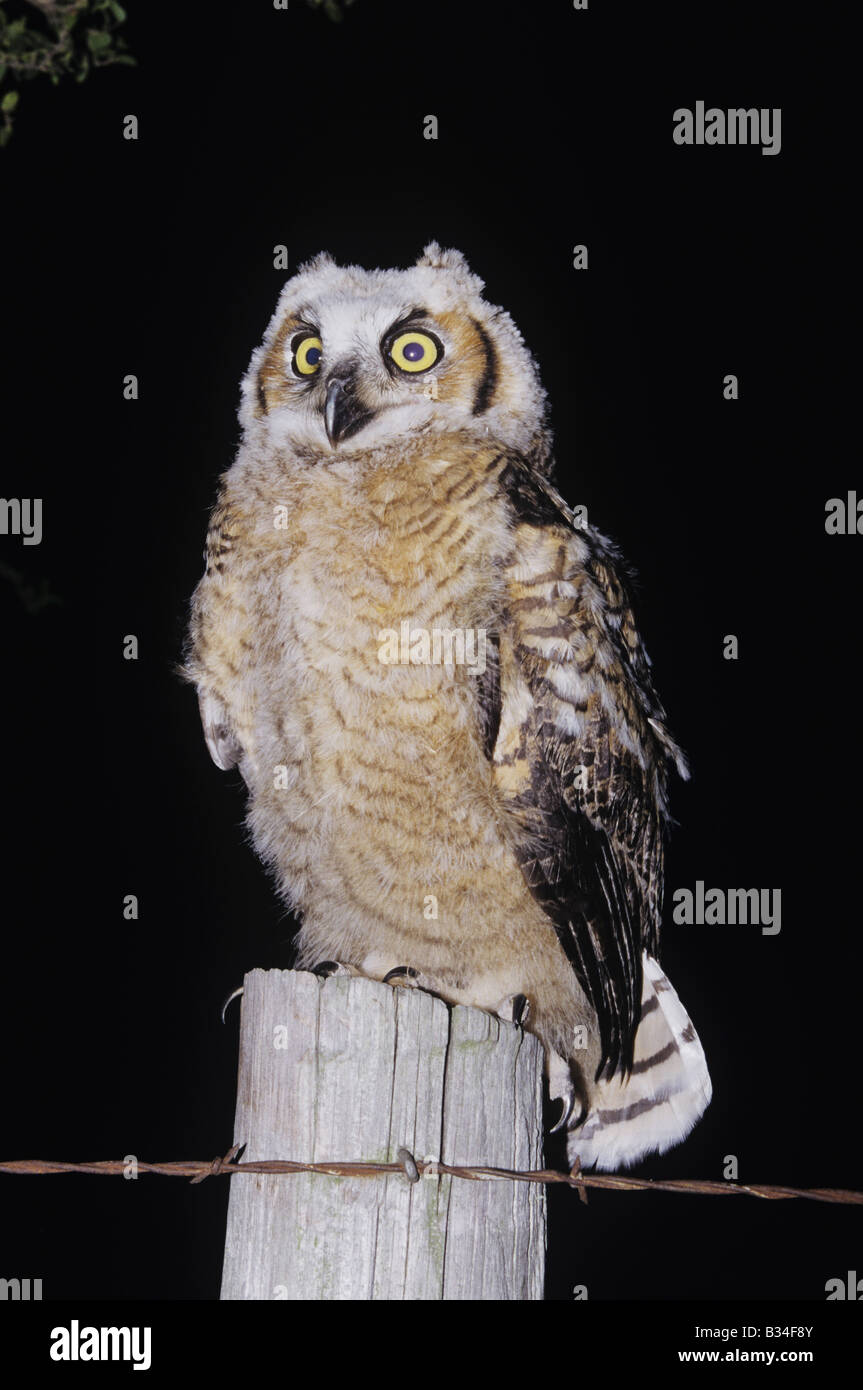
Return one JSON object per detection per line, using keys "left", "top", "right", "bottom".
{"left": 1, "top": 0, "right": 858, "bottom": 1306}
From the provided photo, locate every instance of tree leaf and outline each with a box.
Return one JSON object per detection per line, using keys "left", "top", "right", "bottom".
{"left": 1, "top": 90, "right": 20, "bottom": 113}
{"left": 87, "top": 30, "right": 113, "bottom": 53}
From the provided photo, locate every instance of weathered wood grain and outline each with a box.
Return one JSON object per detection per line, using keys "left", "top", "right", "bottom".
{"left": 220, "top": 969, "right": 545, "bottom": 1300}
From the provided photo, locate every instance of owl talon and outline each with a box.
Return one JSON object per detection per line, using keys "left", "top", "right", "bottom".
{"left": 383, "top": 966, "right": 420, "bottom": 988}
{"left": 548, "top": 1084, "right": 576, "bottom": 1135}
{"left": 312, "top": 960, "right": 358, "bottom": 978}
{"left": 497, "top": 992, "right": 531, "bottom": 1026}
{"left": 220, "top": 985, "right": 244, "bottom": 1024}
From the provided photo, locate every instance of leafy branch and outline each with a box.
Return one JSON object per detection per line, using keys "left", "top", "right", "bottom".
{"left": 0, "top": 0, "right": 134, "bottom": 146}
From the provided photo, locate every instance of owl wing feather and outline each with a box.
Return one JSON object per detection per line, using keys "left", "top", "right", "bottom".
{"left": 491, "top": 453, "right": 688, "bottom": 1078}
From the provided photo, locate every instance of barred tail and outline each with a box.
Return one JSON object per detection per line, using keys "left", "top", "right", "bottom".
{"left": 568, "top": 952, "right": 712, "bottom": 1172}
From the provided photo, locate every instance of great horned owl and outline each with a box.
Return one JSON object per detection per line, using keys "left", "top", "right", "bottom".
{"left": 184, "top": 244, "right": 711, "bottom": 1171}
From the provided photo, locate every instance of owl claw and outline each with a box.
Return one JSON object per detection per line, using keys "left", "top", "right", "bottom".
{"left": 497, "top": 992, "right": 531, "bottom": 1026}
{"left": 221, "top": 985, "right": 244, "bottom": 1024}
{"left": 383, "top": 966, "right": 420, "bottom": 988}
{"left": 548, "top": 1083, "right": 576, "bottom": 1135}
{"left": 312, "top": 960, "right": 360, "bottom": 979}
{"left": 313, "top": 960, "right": 344, "bottom": 978}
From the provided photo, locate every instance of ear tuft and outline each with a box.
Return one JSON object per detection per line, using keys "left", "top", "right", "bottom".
{"left": 417, "top": 242, "right": 471, "bottom": 276}
{"left": 297, "top": 250, "right": 337, "bottom": 275}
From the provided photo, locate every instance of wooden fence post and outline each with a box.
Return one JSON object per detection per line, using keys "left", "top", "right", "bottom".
{"left": 220, "top": 968, "right": 546, "bottom": 1300}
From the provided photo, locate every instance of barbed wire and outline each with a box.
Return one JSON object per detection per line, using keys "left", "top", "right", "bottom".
{"left": 1, "top": 1147, "right": 861, "bottom": 1206}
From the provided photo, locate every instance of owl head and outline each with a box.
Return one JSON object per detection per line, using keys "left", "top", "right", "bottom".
{"left": 239, "top": 244, "right": 550, "bottom": 466}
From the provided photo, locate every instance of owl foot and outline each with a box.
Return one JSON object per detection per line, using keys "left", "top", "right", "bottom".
{"left": 496, "top": 992, "right": 531, "bottom": 1026}
{"left": 312, "top": 960, "right": 360, "bottom": 979}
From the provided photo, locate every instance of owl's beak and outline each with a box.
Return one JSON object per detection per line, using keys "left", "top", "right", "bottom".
{"left": 323, "top": 370, "right": 375, "bottom": 447}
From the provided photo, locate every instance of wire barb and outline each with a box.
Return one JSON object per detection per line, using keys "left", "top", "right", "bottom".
{"left": 397, "top": 1147, "right": 420, "bottom": 1183}
{"left": 569, "top": 1156, "right": 589, "bottom": 1205}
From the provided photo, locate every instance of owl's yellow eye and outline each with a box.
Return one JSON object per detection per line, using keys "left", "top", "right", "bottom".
{"left": 292, "top": 334, "right": 323, "bottom": 377}
{"left": 388, "top": 331, "right": 441, "bottom": 374}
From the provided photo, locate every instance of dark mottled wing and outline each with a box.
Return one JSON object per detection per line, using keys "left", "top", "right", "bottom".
{"left": 490, "top": 452, "right": 688, "bottom": 1078}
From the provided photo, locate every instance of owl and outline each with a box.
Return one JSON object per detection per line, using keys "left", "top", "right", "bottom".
{"left": 184, "top": 244, "right": 711, "bottom": 1171}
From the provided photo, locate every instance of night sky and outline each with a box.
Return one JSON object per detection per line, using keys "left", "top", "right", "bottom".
{"left": 1, "top": 0, "right": 857, "bottom": 1319}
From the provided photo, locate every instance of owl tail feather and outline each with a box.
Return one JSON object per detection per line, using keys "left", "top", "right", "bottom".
{"left": 567, "top": 952, "right": 712, "bottom": 1172}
